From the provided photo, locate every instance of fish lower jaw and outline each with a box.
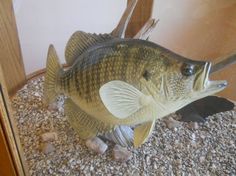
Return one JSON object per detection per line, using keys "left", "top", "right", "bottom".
{"left": 205, "top": 80, "right": 227, "bottom": 92}
{"left": 195, "top": 80, "right": 227, "bottom": 99}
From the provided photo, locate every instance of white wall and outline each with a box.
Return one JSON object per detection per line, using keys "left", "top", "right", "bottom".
{"left": 14, "top": 0, "right": 126, "bottom": 74}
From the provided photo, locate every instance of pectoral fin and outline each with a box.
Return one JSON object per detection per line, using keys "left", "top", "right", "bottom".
{"left": 134, "top": 121, "right": 155, "bottom": 148}
{"left": 65, "top": 98, "right": 114, "bottom": 139}
{"left": 99, "top": 80, "right": 153, "bottom": 119}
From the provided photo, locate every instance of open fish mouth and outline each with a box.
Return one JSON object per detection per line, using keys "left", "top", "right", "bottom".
{"left": 195, "top": 62, "right": 227, "bottom": 94}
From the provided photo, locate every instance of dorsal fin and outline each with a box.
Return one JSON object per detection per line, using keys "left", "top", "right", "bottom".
{"left": 65, "top": 31, "right": 114, "bottom": 66}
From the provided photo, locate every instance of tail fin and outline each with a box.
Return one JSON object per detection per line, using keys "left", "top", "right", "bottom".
{"left": 43, "top": 45, "right": 62, "bottom": 105}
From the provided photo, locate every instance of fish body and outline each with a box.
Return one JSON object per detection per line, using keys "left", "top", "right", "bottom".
{"left": 44, "top": 31, "right": 227, "bottom": 147}
{"left": 60, "top": 39, "right": 168, "bottom": 125}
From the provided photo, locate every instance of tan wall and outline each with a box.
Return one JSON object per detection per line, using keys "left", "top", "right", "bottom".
{"left": 150, "top": 0, "right": 236, "bottom": 100}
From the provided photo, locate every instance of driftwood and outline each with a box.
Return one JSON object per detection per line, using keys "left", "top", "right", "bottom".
{"left": 211, "top": 52, "right": 236, "bottom": 74}
{"left": 111, "top": 0, "right": 138, "bottom": 38}
{"left": 111, "top": 0, "right": 157, "bottom": 39}
{"left": 134, "top": 18, "right": 158, "bottom": 40}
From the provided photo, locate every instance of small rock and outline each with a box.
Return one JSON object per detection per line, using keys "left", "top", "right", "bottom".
{"left": 210, "top": 163, "right": 217, "bottom": 170}
{"left": 153, "top": 162, "right": 158, "bottom": 169}
{"left": 164, "top": 117, "right": 182, "bottom": 129}
{"left": 40, "top": 142, "right": 55, "bottom": 154}
{"left": 34, "top": 92, "right": 40, "bottom": 97}
{"left": 46, "top": 160, "right": 51, "bottom": 164}
{"left": 191, "top": 133, "right": 196, "bottom": 141}
{"left": 48, "top": 102, "right": 58, "bottom": 111}
{"left": 175, "top": 159, "right": 182, "bottom": 169}
{"left": 19, "top": 118, "right": 24, "bottom": 124}
{"left": 41, "top": 132, "right": 58, "bottom": 142}
{"left": 58, "top": 107, "right": 64, "bottom": 113}
{"left": 113, "top": 145, "right": 132, "bottom": 162}
{"left": 90, "top": 166, "right": 94, "bottom": 171}
{"left": 48, "top": 169, "right": 53, "bottom": 174}
{"left": 189, "top": 122, "right": 199, "bottom": 130}
{"left": 200, "top": 134, "right": 206, "bottom": 139}
{"left": 229, "top": 140, "right": 234, "bottom": 145}
{"left": 199, "top": 156, "right": 205, "bottom": 162}
{"left": 85, "top": 137, "right": 108, "bottom": 154}
{"left": 145, "top": 154, "right": 151, "bottom": 165}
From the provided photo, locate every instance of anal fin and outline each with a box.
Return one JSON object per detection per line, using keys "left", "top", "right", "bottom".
{"left": 64, "top": 98, "right": 114, "bottom": 139}
{"left": 134, "top": 121, "right": 155, "bottom": 148}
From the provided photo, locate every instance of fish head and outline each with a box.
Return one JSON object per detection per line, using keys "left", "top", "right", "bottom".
{"left": 145, "top": 55, "right": 227, "bottom": 115}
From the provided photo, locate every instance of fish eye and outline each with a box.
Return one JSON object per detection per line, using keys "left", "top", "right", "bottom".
{"left": 181, "top": 63, "right": 195, "bottom": 76}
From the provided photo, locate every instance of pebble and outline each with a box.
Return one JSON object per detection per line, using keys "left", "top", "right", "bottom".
{"left": 199, "top": 156, "right": 205, "bottom": 162}
{"left": 191, "top": 133, "right": 196, "bottom": 141}
{"left": 46, "top": 160, "right": 51, "bottom": 164}
{"left": 189, "top": 122, "right": 199, "bottom": 130}
{"left": 49, "top": 169, "right": 53, "bottom": 174}
{"left": 40, "top": 142, "right": 55, "bottom": 154}
{"left": 113, "top": 145, "right": 132, "bottom": 162}
{"left": 176, "top": 159, "right": 182, "bottom": 166}
{"left": 48, "top": 102, "right": 59, "bottom": 111}
{"left": 153, "top": 162, "right": 158, "bottom": 169}
{"left": 90, "top": 166, "right": 94, "bottom": 171}
{"left": 229, "top": 140, "right": 234, "bottom": 145}
{"left": 145, "top": 154, "right": 151, "bottom": 165}
{"left": 34, "top": 92, "right": 40, "bottom": 97}
{"left": 85, "top": 137, "right": 108, "bottom": 154}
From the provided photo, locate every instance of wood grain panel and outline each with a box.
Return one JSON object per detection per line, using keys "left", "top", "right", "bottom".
{"left": 126, "top": 0, "right": 154, "bottom": 38}
{"left": 0, "top": 66, "right": 28, "bottom": 175}
{"left": 0, "top": 122, "right": 16, "bottom": 176}
{"left": 0, "top": 0, "right": 26, "bottom": 96}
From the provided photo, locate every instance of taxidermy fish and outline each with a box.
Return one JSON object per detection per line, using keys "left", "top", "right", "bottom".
{"left": 44, "top": 31, "right": 227, "bottom": 147}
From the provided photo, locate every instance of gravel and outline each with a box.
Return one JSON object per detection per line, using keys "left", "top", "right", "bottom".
{"left": 11, "top": 76, "right": 236, "bottom": 176}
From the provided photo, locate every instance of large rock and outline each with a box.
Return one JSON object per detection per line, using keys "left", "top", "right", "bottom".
{"left": 85, "top": 137, "right": 108, "bottom": 155}
{"left": 40, "top": 142, "right": 55, "bottom": 154}
{"left": 113, "top": 145, "right": 132, "bottom": 162}
{"left": 41, "top": 132, "right": 58, "bottom": 142}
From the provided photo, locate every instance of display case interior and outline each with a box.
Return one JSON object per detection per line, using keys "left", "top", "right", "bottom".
{"left": 0, "top": 0, "right": 235, "bottom": 175}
